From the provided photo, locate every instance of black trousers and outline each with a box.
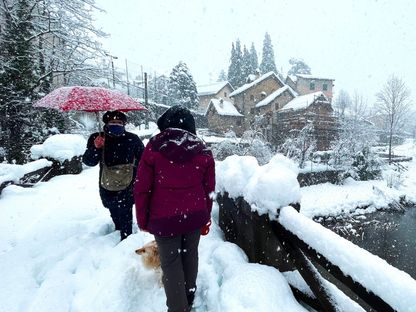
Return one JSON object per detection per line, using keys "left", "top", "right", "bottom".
{"left": 155, "top": 229, "right": 201, "bottom": 312}
{"left": 100, "top": 187, "right": 133, "bottom": 240}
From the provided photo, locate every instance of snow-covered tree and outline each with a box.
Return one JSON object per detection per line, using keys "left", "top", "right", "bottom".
{"left": 227, "top": 40, "right": 245, "bottom": 88}
{"left": 0, "top": 0, "right": 106, "bottom": 163}
{"left": 217, "top": 69, "right": 227, "bottom": 82}
{"left": 329, "top": 91, "right": 381, "bottom": 181}
{"left": 375, "top": 75, "right": 412, "bottom": 163}
{"left": 259, "top": 32, "right": 277, "bottom": 74}
{"left": 148, "top": 74, "right": 169, "bottom": 105}
{"left": 0, "top": 0, "right": 41, "bottom": 163}
{"left": 333, "top": 89, "right": 352, "bottom": 118}
{"left": 168, "top": 62, "right": 199, "bottom": 109}
{"left": 211, "top": 129, "right": 273, "bottom": 165}
{"left": 287, "top": 58, "right": 311, "bottom": 76}
{"left": 279, "top": 123, "right": 316, "bottom": 168}
{"left": 241, "top": 45, "right": 252, "bottom": 83}
{"left": 249, "top": 43, "right": 259, "bottom": 74}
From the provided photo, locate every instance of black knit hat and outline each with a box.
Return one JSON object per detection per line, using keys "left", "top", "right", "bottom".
{"left": 157, "top": 105, "right": 196, "bottom": 134}
{"left": 102, "top": 111, "right": 127, "bottom": 124}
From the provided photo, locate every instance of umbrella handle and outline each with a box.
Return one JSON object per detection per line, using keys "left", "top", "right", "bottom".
{"left": 95, "top": 112, "right": 103, "bottom": 134}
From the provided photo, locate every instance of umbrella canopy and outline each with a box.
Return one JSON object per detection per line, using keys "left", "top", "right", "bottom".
{"left": 34, "top": 86, "right": 147, "bottom": 112}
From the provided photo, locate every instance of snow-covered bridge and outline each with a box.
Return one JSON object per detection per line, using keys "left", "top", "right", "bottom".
{"left": 1, "top": 136, "right": 416, "bottom": 311}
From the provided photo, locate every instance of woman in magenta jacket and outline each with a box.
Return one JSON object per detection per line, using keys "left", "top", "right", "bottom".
{"left": 134, "top": 105, "right": 215, "bottom": 312}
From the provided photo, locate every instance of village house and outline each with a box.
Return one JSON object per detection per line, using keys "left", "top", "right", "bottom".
{"left": 229, "top": 72, "right": 294, "bottom": 129}
{"left": 203, "top": 72, "right": 338, "bottom": 151}
{"left": 286, "top": 74, "right": 335, "bottom": 102}
{"left": 274, "top": 92, "right": 338, "bottom": 150}
{"left": 197, "top": 81, "right": 234, "bottom": 114}
{"left": 205, "top": 98, "right": 244, "bottom": 135}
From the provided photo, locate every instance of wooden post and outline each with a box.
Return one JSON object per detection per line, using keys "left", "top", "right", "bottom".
{"left": 271, "top": 221, "right": 338, "bottom": 312}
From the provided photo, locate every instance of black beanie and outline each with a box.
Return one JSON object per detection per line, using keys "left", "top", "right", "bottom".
{"left": 102, "top": 111, "right": 127, "bottom": 124}
{"left": 157, "top": 105, "right": 196, "bottom": 134}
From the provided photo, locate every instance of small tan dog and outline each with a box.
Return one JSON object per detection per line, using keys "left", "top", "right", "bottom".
{"left": 135, "top": 240, "right": 161, "bottom": 270}
{"left": 135, "top": 240, "right": 163, "bottom": 286}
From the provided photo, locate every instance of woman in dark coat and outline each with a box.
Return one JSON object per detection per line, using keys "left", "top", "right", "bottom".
{"left": 83, "top": 110, "right": 144, "bottom": 241}
{"left": 134, "top": 105, "right": 215, "bottom": 312}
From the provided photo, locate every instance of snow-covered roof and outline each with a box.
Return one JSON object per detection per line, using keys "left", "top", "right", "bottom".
{"left": 280, "top": 92, "right": 329, "bottom": 111}
{"left": 198, "top": 81, "right": 232, "bottom": 96}
{"left": 296, "top": 74, "right": 335, "bottom": 81}
{"left": 207, "top": 98, "right": 243, "bottom": 117}
{"left": 255, "top": 85, "right": 296, "bottom": 108}
{"left": 229, "top": 72, "right": 285, "bottom": 97}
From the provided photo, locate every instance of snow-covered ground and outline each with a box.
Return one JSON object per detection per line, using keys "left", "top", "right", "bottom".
{"left": 1, "top": 137, "right": 416, "bottom": 311}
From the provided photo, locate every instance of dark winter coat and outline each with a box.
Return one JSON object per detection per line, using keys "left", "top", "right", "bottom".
{"left": 83, "top": 131, "right": 144, "bottom": 207}
{"left": 134, "top": 128, "right": 215, "bottom": 236}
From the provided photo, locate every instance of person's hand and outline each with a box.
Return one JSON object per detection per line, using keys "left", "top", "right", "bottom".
{"left": 94, "top": 135, "right": 105, "bottom": 149}
{"left": 201, "top": 220, "right": 212, "bottom": 236}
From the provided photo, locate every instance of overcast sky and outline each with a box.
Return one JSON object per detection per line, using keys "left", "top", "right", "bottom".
{"left": 93, "top": 0, "right": 416, "bottom": 105}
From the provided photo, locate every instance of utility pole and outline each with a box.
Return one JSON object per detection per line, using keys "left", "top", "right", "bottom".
{"left": 144, "top": 72, "right": 149, "bottom": 129}
{"left": 105, "top": 52, "right": 118, "bottom": 88}
{"left": 125, "top": 59, "right": 130, "bottom": 95}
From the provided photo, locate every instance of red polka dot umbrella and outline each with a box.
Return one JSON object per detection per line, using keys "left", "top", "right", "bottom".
{"left": 34, "top": 86, "right": 147, "bottom": 112}
{"left": 34, "top": 86, "right": 147, "bottom": 131}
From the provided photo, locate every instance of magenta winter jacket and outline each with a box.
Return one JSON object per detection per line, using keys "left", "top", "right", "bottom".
{"left": 134, "top": 128, "right": 215, "bottom": 236}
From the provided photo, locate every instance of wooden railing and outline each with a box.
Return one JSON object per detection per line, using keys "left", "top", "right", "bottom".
{"left": 217, "top": 192, "right": 407, "bottom": 312}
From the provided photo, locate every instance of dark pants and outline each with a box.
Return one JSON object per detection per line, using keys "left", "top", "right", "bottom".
{"left": 155, "top": 229, "right": 201, "bottom": 312}
{"left": 100, "top": 188, "right": 133, "bottom": 240}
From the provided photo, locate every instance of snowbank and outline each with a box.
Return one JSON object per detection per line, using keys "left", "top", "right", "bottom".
{"left": 31, "top": 134, "right": 87, "bottom": 162}
{"left": 216, "top": 154, "right": 301, "bottom": 218}
{"left": 0, "top": 159, "right": 52, "bottom": 185}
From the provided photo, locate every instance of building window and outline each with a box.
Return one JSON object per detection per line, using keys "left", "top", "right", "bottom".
{"left": 275, "top": 102, "right": 279, "bottom": 110}
{"left": 250, "top": 95, "right": 254, "bottom": 101}
{"left": 310, "top": 82, "right": 315, "bottom": 90}
{"left": 323, "top": 84, "right": 328, "bottom": 91}
{"left": 236, "top": 119, "right": 241, "bottom": 126}
{"left": 224, "top": 92, "right": 227, "bottom": 97}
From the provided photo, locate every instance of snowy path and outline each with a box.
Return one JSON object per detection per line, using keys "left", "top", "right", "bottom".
{"left": 2, "top": 140, "right": 415, "bottom": 311}
{"left": 0, "top": 166, "right": 305, "bottom": 312}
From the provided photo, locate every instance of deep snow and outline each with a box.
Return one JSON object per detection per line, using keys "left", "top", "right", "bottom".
{"left": 1, "top": 136, "right": 416, "bottom": 311}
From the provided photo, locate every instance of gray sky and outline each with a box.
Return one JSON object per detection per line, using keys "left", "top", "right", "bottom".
{"left": 94, "top": 0, "right": 416, "bottom": 105}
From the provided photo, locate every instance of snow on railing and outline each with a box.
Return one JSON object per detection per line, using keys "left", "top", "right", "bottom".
{"left": 278, "top": 206, "right": 416, "bottom": 312}
{"left": 216, "top": 154, "right": 416, "bottom": 311}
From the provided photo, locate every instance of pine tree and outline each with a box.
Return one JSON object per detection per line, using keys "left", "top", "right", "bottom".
{"left": 241, "top": 45, "right": 252, "bottom": 83}
{"left": 227, "top": 40, "right": 244, "bottom": 88}
{"left": 217, "top": 69, "right": 227, "bottom": 82}
{"left": 249, "top": 43, "right": 259, "bottom": 73}
{"left": 168, "top": 62, "right": 199, "bottom": 110}
{"left": 0, "top": 0, "right": 40, "bottom": 163}
{"left": 149, "top": 74, "right": 169, "bottom": 105}
{"left": 259, "top": 32, "right": 277, "bottom": 74}
{"left": 287, "top": 58, "right": 312, "bottom": 76}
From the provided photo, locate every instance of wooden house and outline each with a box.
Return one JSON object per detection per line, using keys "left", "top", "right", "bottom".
{"left": 229, "top": 71, "right": 292, "bottom": 129}
{"left": 275, "top": 92, "right": 338, "bottom": 150}
{"left": 286, "top": 74, "right": 335, "bottom": 103}
{"left": 205, "top": 98, "right": 244, "bottom": 135}
{"left": 197, "top": 81, "right": 234, "bottom": 114}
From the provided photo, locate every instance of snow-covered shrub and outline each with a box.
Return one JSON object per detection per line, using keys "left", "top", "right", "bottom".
{"left": 383, "top": 162, "right": 407, "bottom": 189}
{"left": 349, "top": 147, "right": 382, "bottom": 181}
{"left": 328, "top": 118, "right": 377, "bottom": 172}
{"left": 211, "top": 130, "right": 273, "bottom": 165}
{"left": 279, "top": 123, "right": 316, "bottom": 168}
